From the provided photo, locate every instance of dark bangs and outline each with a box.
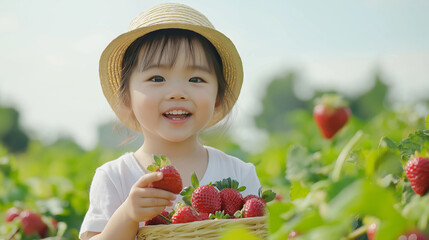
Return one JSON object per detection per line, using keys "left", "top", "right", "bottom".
{"left": 120, "top": 29, "right": 228, "bottom": 108}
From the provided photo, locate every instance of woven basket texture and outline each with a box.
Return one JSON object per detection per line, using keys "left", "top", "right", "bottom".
{"left": 137, "top": 216, "right": 266, "bottom": 240}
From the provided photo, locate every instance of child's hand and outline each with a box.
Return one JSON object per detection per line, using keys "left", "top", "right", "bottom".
{"left": 122, "top": 172, "right": 176, "bottom": 223}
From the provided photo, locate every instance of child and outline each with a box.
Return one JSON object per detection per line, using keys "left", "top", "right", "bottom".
{"left": 80, "top": 3, "right": 261, "bottom": 240}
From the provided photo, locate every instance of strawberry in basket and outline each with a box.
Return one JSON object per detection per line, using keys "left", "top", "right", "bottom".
{"left": 243, "top": 187, "right": 277, "bottom": 205}
{"left": 180, "top": 173, "right": 222, "bottom": 215}
{"left": 171, "top": 203, "right": 201, "bottom": 224}
{"left": 214, "top": 178, "right": 246, "bottom": 216}
{"left": 147, "top": 155, "right": 183, "bottom": 194}
{"left": 144, "top": 210, "right": 170, "bottom": 226}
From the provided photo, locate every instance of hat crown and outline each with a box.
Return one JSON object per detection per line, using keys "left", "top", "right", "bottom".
{"left": 128, "top": 3, "right": 215, "bottom": 31}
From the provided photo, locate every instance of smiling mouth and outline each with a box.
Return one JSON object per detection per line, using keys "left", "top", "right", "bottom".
{"left": 163, "top": 110, "right": 192, "bottom": 120}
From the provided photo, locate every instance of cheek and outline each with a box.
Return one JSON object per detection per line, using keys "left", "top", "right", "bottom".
{"left": 130, "top": 90, "right": 158, "bottom": 121}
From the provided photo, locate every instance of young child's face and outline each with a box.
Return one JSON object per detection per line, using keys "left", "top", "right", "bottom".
{"left": 127, "top": 39, "right": 219, "bottom": 142}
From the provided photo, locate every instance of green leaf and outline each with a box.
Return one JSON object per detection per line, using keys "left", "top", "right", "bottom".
{"left": 290, "top": 181, "right": 310, "bottom": 201}
{"left": 147, "top": 164, "right": 158, "bottom": 172}
{"left": 160, "top": 155, "right": 171, "bottom": 166}
{"left": 237, "top": 186, "right": 246, "bottom": 192}
{"left": 286, "top": 145, "right": 319, "bottom": 183}
{"left": 398, "top": 129, "right": 429, "bottom": 161}
{"left": 153, "top": 155, "right": 161, "bottom": 166}
{"left": 267, "top": 201, "right": 295, "bottom": 234}
{"left": 261, "top": 189, "right": 276, "bottom": 203}
{"left": 180, "top": 186, "right": 194, "bottom": 205}
{"left": 191, "top": 173, "right": 199, "bottom": 189}
{"left": 221, "top": 225, "right": 261, "bottom": 240}
{"left": 379, "top": 136, "right": 398, "bottom": 150}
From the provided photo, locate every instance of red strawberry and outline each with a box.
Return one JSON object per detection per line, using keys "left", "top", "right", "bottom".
{"left": 243, "top": 198, "right": 265, "bottom": 218}
{"left": 198, "top": 212, "right": 210, "bottom": 220}
{"left": 5, "top": 207, "right": 21, "bottom": 222}
{"left": 191, "top": 185, "right": 221, "bottom": 214}
{"left": 51, "top": 218, "right": 58, "bottom": 229}
{"left": 406, "top": 156, "right": 429, "bottom": 196}
{"left": 219, "top": 188, "right": 243, "bottom": 215}
{"left": 243, "top": 187, "right": 276, "bottom": 205}
{"left": 145, "top": 210, "right": 170, "bottom": 225}
{"left": 398, "top": 230, "right": 429, "bottom": 240}
{"left": 313, "top": 94, "right": 351, "bottom": 139}
{"left": 243, "top": 194, "right": 263, "bottom": 204}
{"left": 367, "top": 223, "right": 377, "bottom": 240}
{"left": 147, "top": 155, "right": 183, "bottom": 194}
{"left": 214, "top": 178, "right": 245, "bottom": 216}
{"left": 171, "top": 205, "right": 201, "bottom": 224}
{"left": 180, "top": 173, "right": 221, "bottom": 214}
{"left": 19, "top": 210, "right": 48, "bottom": 238}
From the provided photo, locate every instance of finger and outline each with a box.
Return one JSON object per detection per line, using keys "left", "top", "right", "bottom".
{"left": 135, "top": 187, "right": 177, "bottom": 201}
{"left": 134, "top": 172, "right": 163, "bottom": 188}
{"left": 143, "top": 206, "right": 169, "bottom": 219}
{"left": 138, "top": 198, "right": 173, "bottom": 207}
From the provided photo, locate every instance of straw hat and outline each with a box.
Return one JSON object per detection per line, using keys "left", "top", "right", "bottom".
{"left": 99, "top": 3, "right": 243, "bottom": 131}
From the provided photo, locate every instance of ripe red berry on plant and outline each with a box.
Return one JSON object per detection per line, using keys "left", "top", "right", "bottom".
{"left": 19, "top": 210, "right": 49, "bottom": 238}
{"left": 406, "top": 154, "right": 429, "bottom": 196}
{"left": 313, "top": 94, "right": 351, "bottom": 139}
{"left": 147, "top": 155, "right": 183, "bottom": 194}
{"left": 5, "top": 207, "right": 21, "bottom": 222}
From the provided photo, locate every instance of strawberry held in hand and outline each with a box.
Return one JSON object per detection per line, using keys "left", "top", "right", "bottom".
{"left": 147, "top": 155, "right": 183, "bottom": 194}
{"left": 406, "top": 155, "right": 429, "bottom": 196}
{"left": 313, "top": 94, "right": 351, "bottom": 139}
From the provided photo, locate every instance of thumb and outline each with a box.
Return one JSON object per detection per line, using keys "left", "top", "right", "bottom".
{"left": 134, "top": 172, "right": 163, "bottom": 188}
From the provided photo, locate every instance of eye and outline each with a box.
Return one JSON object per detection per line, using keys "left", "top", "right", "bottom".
{"left": 149, "top": 76, "right": 165, "bottom": 82}
{"left": 189, "top": 77, "right": 205, "bottom": 83}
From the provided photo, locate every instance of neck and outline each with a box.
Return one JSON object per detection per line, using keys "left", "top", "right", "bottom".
{"left": 135, "top": 134, "right": 206, "bottom": 169}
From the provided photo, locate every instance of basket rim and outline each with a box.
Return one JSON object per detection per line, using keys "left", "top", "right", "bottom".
{"left": 138, "top": 216, "right": 266, "bottom": 230}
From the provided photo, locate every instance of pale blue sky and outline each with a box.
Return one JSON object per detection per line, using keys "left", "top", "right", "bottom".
{"left": 1, "top": 0, "right": 428, "bottom": 150}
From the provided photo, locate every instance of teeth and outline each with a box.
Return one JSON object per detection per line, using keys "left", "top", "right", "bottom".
{"left": 165, "top": 110, "right": 189, "bottom": 115}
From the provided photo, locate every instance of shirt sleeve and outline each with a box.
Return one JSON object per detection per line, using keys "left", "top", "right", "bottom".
{"left": 240, "top": 162, "right": 261, "bottom": 197}
{"left": 79, "top": 169, "right": 123, "bottom": 239}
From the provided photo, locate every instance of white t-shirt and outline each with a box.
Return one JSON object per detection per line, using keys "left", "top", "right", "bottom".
{"left": 79, "top": 146, "right": 261, "bottom": 238}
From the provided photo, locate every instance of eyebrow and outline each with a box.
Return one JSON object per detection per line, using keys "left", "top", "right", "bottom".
{"left": 141, "top": 64, "right": 213, "bottom": 73}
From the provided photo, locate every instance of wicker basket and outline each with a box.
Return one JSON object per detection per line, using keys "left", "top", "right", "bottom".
{"left": 137, "top": 216, "right": 267, "bottom": 240}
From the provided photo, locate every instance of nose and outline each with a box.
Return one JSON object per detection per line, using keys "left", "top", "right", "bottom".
{"left": 166, "top": 84, "right": 188, "bottom": 100}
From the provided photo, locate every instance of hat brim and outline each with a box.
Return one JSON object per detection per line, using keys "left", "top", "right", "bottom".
{"left": 100, "top": 23, "right": 243, "bottom": 132}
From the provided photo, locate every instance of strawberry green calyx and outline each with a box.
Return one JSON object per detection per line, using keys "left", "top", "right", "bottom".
{"left": 259, "top": 187, "right": 276, "bottom": 203}
{"left": 180, "top": 173, "right": 200, "bottom": 205}
{"left": 411, "top": 150, "right": 429, "bottom": 159}
{"left": 147, "top": 155, "right": 171, "bottom": 172}
{"left": 315, "top": 93, "right": 348, "bottom": 109}
{"left": 214, "top": 177, "right": 246, "bottom": 192}
{"left": 209, "top": 210, "right": 231, "bottom": 220}
{"left": 244, "top": 187, "right": 277, "bottom": 203}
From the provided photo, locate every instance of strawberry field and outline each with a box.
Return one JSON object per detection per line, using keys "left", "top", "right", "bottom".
{"left": 1, "top": 75, "right": 429, "bottom": 239}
